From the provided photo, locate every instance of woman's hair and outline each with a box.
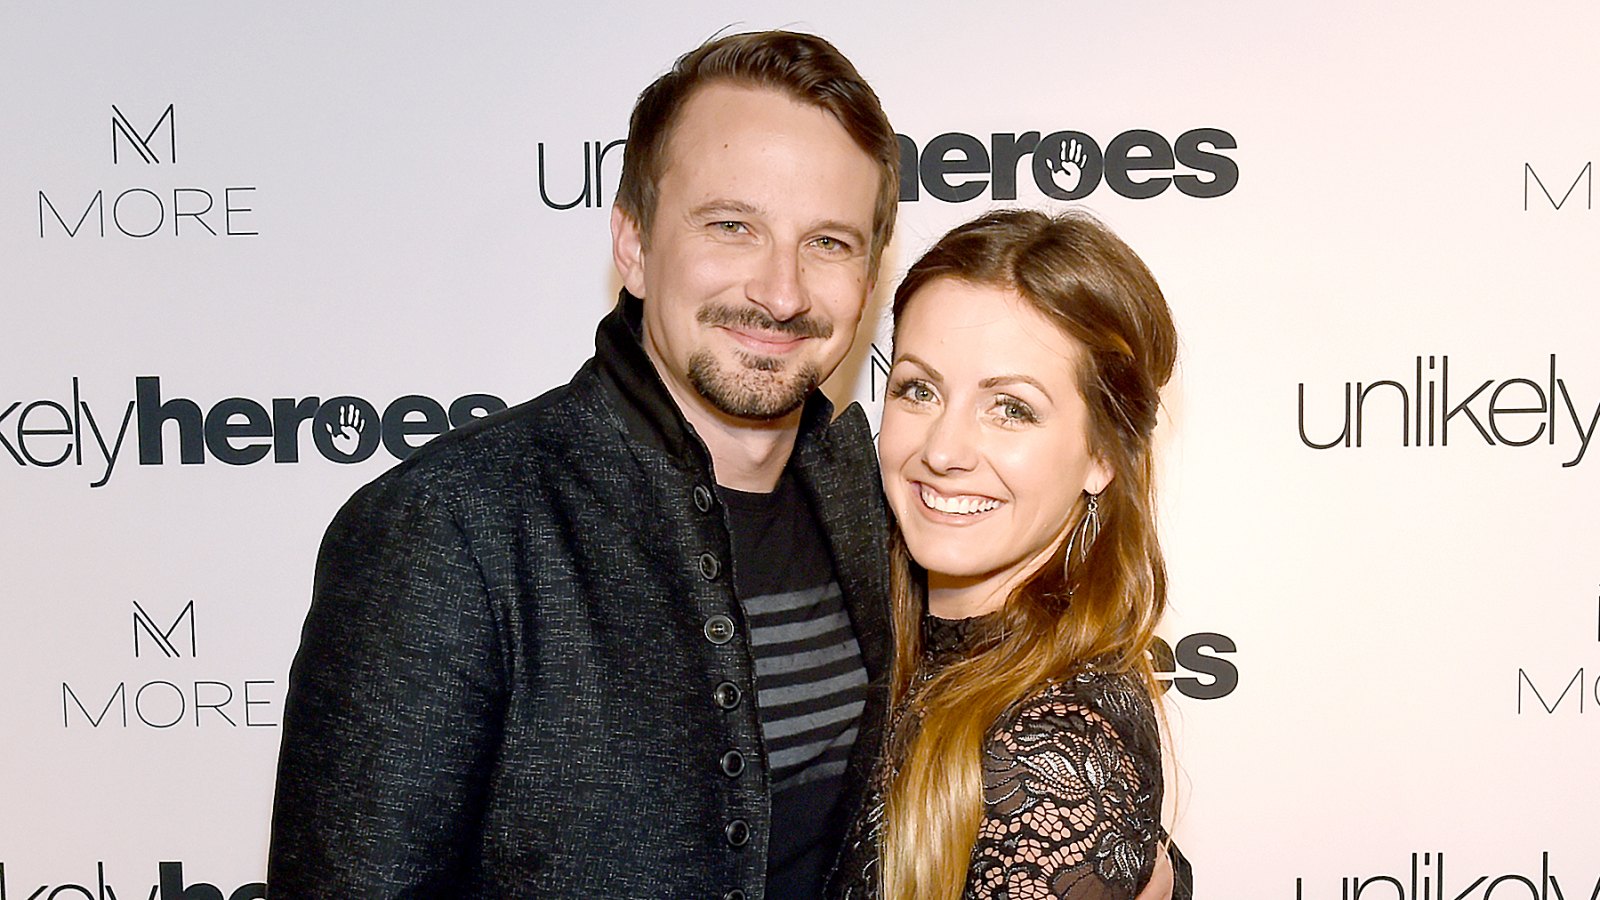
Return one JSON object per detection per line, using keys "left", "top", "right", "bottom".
{"left": 879, "top": 208, "right": 1178, "bottom": 899}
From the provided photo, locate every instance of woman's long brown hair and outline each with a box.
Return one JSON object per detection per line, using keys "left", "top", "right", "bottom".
{"left": 879, "top": 209, "right": 1178, "bottom": 899}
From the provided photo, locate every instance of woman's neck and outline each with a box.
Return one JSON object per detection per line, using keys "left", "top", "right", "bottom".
{"left": 925, "top": 574, "right": 1007, "bottom": 620}
{"left": 923, "top": 531, "right": 1069, "bottom": 620}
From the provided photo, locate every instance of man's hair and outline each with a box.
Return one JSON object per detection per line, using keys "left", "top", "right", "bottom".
{"left": 615, "top": 30, "right": 900, "bottom": 279}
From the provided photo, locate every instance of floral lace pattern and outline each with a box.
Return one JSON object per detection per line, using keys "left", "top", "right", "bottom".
{"left": 965, "top": 675, "right": 1162, "bottom": 899}
{"left": 831, "top": 615, "right": 1177, "bottom": 900}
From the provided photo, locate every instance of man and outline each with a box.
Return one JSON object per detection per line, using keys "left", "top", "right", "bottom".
{"left": 268, "top": 31, "right": 900, "bottom": 899}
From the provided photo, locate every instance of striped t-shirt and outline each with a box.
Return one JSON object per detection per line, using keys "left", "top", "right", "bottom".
{"left": 719, "top": 471, "right": 868, "bottom": 899}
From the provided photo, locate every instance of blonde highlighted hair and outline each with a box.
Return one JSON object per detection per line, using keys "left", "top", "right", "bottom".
{"left": 880, "top": 209, "right": 1178, "bottom": 899}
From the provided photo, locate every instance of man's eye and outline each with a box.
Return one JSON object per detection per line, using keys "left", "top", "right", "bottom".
{"left": 714, "top": 221, "right": 747, "bottom": 234}
{"left": 814, "top": 236, "right": 846, "bottom": 252}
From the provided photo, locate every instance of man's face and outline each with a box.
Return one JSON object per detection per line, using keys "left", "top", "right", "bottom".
{"left": 612, "top": 82, "right": 879, "bottom": 423}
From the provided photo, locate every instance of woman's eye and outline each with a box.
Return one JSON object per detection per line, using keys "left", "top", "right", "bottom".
{"left": 890, "top": 379, "right": 935, "bottom": 403}
{"left": 997, "top": 397, "right": 1038, "bottom": 423}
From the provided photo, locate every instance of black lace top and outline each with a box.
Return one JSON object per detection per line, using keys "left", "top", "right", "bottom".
{"left": 831, "top": 615, "right": 1192, "bottom": 900}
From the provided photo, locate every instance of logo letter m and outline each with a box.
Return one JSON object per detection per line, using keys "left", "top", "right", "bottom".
{"left": 1524, "top": 162, "right": 1591, "bottom": 210}
{"left": 1516, "top": 667, "right": 1584, "bottom": 714}
{"left": 112, "top": 104, "right": 176, "bottom": 164}
{"left": 133, "top": 600, "right": 196, "bottom": 657}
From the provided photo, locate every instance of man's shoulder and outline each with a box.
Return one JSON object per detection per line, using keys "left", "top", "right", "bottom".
{"left": 821, "top": 400, "right": 874, "bottom": 445}
{"left": 798, "top": 400, "right": 877, "bottom": 474}
{"left": 340, "top": 361, "right": 621, "bottom": 514}
{"left": 792, "top": 400, "right": 883, "bottom": 523}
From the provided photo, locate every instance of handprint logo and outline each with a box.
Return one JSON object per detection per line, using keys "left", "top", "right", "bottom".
{"left": 1044, "top": 137, "right": 1089, "bottom": 195}
{"left": 327, "top": 402, "right": 365, "bottom": 458}
{"left": 311, "top": 396, "right": 385, "bottom": 463}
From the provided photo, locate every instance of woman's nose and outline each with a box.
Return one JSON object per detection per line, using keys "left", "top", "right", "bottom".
{"left": 922, "top": 409, "right": 977, "bottom": 474}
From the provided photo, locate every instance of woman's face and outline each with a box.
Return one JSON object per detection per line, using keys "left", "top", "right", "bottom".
{"left": 879, "top": 278, "right": 1111, "bottom": 609}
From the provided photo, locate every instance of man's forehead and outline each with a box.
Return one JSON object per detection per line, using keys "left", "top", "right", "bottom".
{"left": 665, "top": 83, "right": 867, "bottom": 169}
{"left": 664, "top": 82, "right": 813, "bottom": 151}
{"left": 657, "top": 82, "right": 876, "bottom": 214}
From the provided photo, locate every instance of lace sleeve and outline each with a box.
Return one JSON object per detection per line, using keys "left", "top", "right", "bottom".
{"left": 966, "top": 676, "right": 1165, "bottom": 900}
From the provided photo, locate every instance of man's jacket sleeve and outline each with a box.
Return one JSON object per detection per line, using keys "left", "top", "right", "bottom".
{"left": 267, "top": 477, "right": 508, "bottom": 897}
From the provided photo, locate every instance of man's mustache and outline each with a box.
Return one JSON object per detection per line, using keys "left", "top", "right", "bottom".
{"left": 697, "top": 304, "right": 833, "bottom": 340}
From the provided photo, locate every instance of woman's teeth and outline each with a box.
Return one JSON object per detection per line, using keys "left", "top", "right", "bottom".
{"left": 920, "top": 485, "right": 1001, "bottom": 515}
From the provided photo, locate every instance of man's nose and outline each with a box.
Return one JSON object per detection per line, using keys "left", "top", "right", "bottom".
{"left": 747, "top": 244, "right": 808, "bottom": 322}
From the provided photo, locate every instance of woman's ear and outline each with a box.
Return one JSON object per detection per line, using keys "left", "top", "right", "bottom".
{"left": 1084, "top": 456, "right": 1114, "bottom": 496}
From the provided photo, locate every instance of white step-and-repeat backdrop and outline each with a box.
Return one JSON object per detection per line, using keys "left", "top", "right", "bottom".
{"left": 4, "top": 2, "right": 1596, "bottom": 896}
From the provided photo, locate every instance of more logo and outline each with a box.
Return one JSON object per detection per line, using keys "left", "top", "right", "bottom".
{"left": 61, "top": 601, "right": 280, "bottom": 730}
{"left": 36, "top": 104, "right": 259, "bottom": 238}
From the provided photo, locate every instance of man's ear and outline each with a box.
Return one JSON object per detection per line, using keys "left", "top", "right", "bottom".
{"left": 610, "top": 205, "right": 647, "bottom": 297}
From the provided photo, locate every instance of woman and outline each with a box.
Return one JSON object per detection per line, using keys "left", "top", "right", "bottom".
{"left": 834, "top": 209, "right": 1189, "bottom": 899}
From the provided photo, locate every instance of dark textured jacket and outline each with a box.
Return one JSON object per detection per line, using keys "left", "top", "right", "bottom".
{"left": 268, "top": 292, "right": 891, "bottom": 898}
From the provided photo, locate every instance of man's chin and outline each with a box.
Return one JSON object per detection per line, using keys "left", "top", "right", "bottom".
{"left": 689, "top": 363, "right": 815, "bottom": 421}
{"left": 689, "top": 347, "right": 826, "bottom": 419}
{"left": 700, "top": 384, "right": 810, "bottom": 421}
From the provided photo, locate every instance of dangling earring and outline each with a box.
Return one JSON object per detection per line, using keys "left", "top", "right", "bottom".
{"left": 1064, "top": 492, "right": 1101, "bottom": 566}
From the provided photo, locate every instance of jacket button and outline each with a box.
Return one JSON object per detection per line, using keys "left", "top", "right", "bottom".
{"left": 723, "top": 892, "right": 746, "bottom": 900}
{"left": 724, "top": 818, "right": 750, "bottom": 847}
{"left": 698, "top": 552, "right": 721, "bottom": 580}
{"left": 703, "top": 614, "right": 735, "bottom": 645}
{"left": 720, "top": 750, "right": 745, "bottom": 777}
{"left": 693, "top": 484, "right": 714, "bottom": 513}
{"left": 712, "top": 681, "right": 741, "bottom": 709}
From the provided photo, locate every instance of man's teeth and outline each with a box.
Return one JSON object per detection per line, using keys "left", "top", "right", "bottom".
{"left": 920, "top": 485, "right": 1001, "bottom": 515}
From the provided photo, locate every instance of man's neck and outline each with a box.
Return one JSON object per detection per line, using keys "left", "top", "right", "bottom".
{"left": 630, "top": 303, "right": 812, "bottom": 492}
{"left": 665, "top": 378, "right": 800, "bottom": 493}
